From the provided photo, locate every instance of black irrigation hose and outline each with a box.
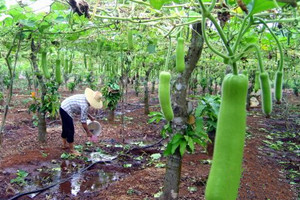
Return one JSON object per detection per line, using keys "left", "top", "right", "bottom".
{"left": 7, "top": 138, "right": 164, "bottom": 200}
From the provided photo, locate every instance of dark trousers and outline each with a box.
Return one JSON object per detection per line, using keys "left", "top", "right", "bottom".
{"left": 59, "top": 107, "right": 74, "bottom": 143}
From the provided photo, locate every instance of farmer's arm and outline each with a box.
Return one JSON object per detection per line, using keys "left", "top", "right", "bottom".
{"left": 82, "top": 122, "right": 92, "bottom": 138}
{"left": 88, "top": 113, "right": 94, "bottom": 121}
{"left": 81, "top": 106, "right": 92, "bottom": 138}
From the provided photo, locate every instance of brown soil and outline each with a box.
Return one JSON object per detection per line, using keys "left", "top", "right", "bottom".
{"left": 0, "top": 88, "right": 299, "bottom": 200}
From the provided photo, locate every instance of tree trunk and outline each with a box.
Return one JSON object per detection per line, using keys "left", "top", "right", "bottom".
{"left": 30, "top": 39, "right": 47, "bottom": 143}
{"left": 162, "top": 22, "right": 204, "bottom": 200}
{"left": 0, "top": 33, "right": 21, "bottom": 144}
{"left": 246, "top": 71, "right": 255, "bottom": 111}
{"left": 108, "top": 109, "right": 115, "bottom": 122}
{"left": 144, "top": 66, "right": 151, "bottom": 115}
{"left": 151, "top": 80, "right": 155, "bottom": 94}
{"left": 214, "top": 80, "right": 218, "bottom": 94}
{"left": 37, "top": 110, "right": 47, "bottom": 142}
{"left": 162, "top": 150, "right": 182, "bottom": 200}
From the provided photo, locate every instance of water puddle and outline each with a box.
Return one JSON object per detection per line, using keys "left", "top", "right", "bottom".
{"left": 58, "top": 169, "right": 123, "bottom": 196}
{"left": 6, "top": 153, "right": 124, "bottom": 199}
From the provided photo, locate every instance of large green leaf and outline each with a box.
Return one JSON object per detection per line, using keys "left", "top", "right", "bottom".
{"left": 51, "top": 2, "right": 69, "bottom": 11}
{"left": 147, "top": 43, "right": 156, "bottom": 53}
{"left": 149, "top": 0, "right": 164, "bottom": 9}
{"left": 179, "top": 141, "right": 187, "bottom": 156}
{"left": 188, "top": 11, "right": 201, "bottom": 22}
{"left": 245, "top": 0, "right": 286, "bottom": 15}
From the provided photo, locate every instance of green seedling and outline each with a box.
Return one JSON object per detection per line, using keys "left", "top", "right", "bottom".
{"left": 41, "top": 152, "right": 48, "bottom": 157}
{"left": 188, "top": 186, "right": 198, "bottom": 193}
{"left": 153, "top": 191, "right": 163, "bottom": 198}
{"left": 123, "top": 163, "right": 132, "bottom": 168}
{"left": 10, "top": 170, "right": 29, "bottom": 186}
{"left": 75, "top": 145, "right": 83, "bottom": 152}
{"left": 155, "top": 163, "right": 165, "bottom": 168}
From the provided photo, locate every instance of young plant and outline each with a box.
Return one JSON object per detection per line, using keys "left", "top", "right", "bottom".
{"left": 194, "top": 94, "right": 221, "bottom": 139}
{"left": 29, "top": 81, "right": 61, "bottom": 118}
{"left": 101, "top": 79, "right": 121, "bottom": 111}
{"left": 10, "top": 170, "right": 29, "bottom": 186}
{"left": 67, "top": 82, "right": 76, "bottom": 93}
{"left": 148, "top": 111, "right": 172, "bottom": 138}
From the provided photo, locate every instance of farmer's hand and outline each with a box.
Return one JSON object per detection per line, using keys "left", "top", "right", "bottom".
{"left": 87, "top": 131, "right": 93, "bottom": 138}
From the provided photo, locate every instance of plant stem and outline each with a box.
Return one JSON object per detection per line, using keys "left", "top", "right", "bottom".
{"left": 232, "top": 15, "right": 250, "bottom": 53}
{"left": 199, "top": 0, "right": 237, "bottom": 74}
{"left": 253, "top": 17, "right": 300, "bottom": 24}
{"left": 164, "top": 36, "right": 172, "bottom": 70}
{"left": 256, "top": 18, "right": 284, "bottom": 71}
{"left": 201, "top": 16, "right": 228, "bottom": 59}
{"left": 199, "top": 0, "right": 229, "bottom": 59}
{"left": 233, "top": 44, "right": 264, "bottom": 73}
{"left": 208, "top": 0, "right": 217, "bottom": 12}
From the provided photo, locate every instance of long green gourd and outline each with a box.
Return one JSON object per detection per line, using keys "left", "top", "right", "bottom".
{"left": 259, "top": 72, "right": 272, "bottom": 116}
{"left": 55, "top": 59, "right": 62, "bottom": 84}
{"left": 275, "top": 71, "right": 283, "bottom": 104}
{"left": 89, "top": 58, "right": 93, "bottom": 71}
{"left": 128, "top": 30, "right": 133, "bottom": 50}
{"left": 64, "top": 59, "right": 69, "bottom": 74}
{"left": 205, "top": 73, "right": 248, "bottom": 200}
{"left": 176, "top": 36, "right": 185, "bottom": 73}
{"left": 158, "top": 71, "right": 174, "bottom": 121}
{"left": 69, "top": 60, "right": 73, "bottom": 73}
{"left": 84, "top": 54, "right": 87, "bottom": 69}
{"left": 254, "top": 71, "right": 260, "bottom": 92}
{"left": 41, "top": 52, "right": 50, "bottom": 79}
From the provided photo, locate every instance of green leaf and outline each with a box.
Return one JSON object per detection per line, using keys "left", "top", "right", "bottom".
{"left": 195, "top": 118, "right": 204, "bottom": 133}
{"left": 123, "top": 163, "right": 132, "bottom": 168}
{"left": 61, "top": 153, "right": 70, "bottom": 159}
{"left": 164, "top": 142, "right": 173, "bottom": 156}
{"left": 195, "top": 104, "right": 205, "bottom": 116}
{"left": 226, "top": 0, "right": 236, "bottom": 5}
{"left": 194, "top": 138, "right": 206, "bottom": 147}
{"left": 51, "top": 2, "right": 69, "bottom": 10}
{"left": 55, "top": 15, "right": 67, "bottom": 23}
{"left": 171, "top": 142, "right": 180, "bottom": 154}
{"left": 154, "top": 191, "right": 163, "bottom": 198}
{"left": 187, "top": 137, "right": 195, "bottom": 153}
{"left": 246, "top": 0, "right": 286, "bottom": 15}
{"left": 147, "top": 44, "right": 156, "bottom": 53}
{"left": 188, "top": 11, "right": 200, "bottom": 22}
{"left": 155, "top": 163, "right": 166, "bottom": 168}
{"left": 66, "top": 33, "right": 80, "bottom": 41}
{"left": 171, "top": 133, "right": 184, "bottom": 144}
{"left": 8, "top": 7, "right": 24, "bottom": 20}
{"left": 0, "top": 4, "right": 6, "bottom": 11}
{"left": 19, "top": 19, "right": 36, "bottom": 28}
{"left": 179, "top": 141, "right": 187, "bottom": 156}
{"left": 150, "top": 153, "right": 162, "bottom": 160}
{"left": 148, "top": 117, "right": 157, "bottom": 124}
{"left": 38, "top": 22, "right": 51, "bottom": 33}
{"left": 149, "top": 0, "right": 164, "bottom": 9}
{"left": 17, "top": 170, "right": 28, "bottom": 178}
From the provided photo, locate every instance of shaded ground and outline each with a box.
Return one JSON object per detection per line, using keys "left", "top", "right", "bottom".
{"left": 0, "top": 87, "right": 299, "bottom": 200}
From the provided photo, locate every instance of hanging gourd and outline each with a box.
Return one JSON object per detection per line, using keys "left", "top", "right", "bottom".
{"left": 41, "top": 52, "right": 50, "bottom": 79}
{"left": 55, "top": 59, "right": 62, "bottom": 84}
{"left": 158, "top": 71, "right": 174, "bottom": 121}
{"left": 176, "top": 36, "right": 185, "bottom": 73}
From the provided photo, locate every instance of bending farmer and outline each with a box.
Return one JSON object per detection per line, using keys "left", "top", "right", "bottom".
{"left": 59, "top": 88, "right": 103, "bottom": 155}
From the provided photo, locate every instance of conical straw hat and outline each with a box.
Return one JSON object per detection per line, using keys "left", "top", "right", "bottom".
{"left": 85, "top": 88, "right": 103, "bottom": 109}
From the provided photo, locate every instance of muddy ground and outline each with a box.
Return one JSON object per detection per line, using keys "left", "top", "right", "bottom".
{"left": 0, "top": 86, "right": 299, "bottom": 200}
